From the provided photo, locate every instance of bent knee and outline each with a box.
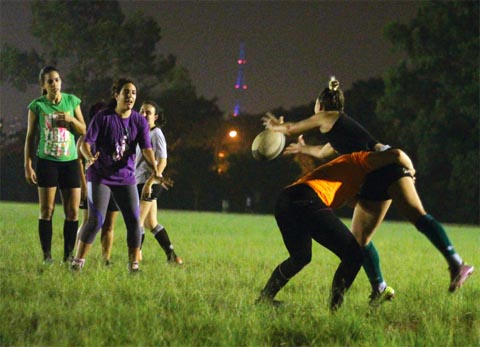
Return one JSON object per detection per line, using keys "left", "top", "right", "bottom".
{"left": 291, "top": 253, "right": 312, "bottom": 268}
{"left": 340, "top": 242, "right": 363, "bottom": 264}
{"left": 350, "top": 247, "right": 364, "bottom": 264}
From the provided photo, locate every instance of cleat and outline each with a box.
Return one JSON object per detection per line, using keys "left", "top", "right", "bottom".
{"left": 167, "top": 253, "right": 183, "bottom": 265}
{"left": 70, "top": 258, "right": 85, "bottom": 272}
{"left": 369, "top": 286, "right": 395, "bottom": 306}
{"left": 449, "top": 263, "right": 474, "bottom": 292}
{"left": 104, "top": 259, "right": 113, "bottom": 267}
{"left": 128, "top": 261, "right": 140, "bottom": 273}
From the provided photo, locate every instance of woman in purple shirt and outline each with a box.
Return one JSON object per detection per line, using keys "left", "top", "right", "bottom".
{"left": 72, "top": 78, "right": 160, "bottom": 272}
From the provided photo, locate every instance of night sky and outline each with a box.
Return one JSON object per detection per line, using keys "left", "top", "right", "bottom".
{"left": 0, "top": 1, "right": 419, "bottom": 131}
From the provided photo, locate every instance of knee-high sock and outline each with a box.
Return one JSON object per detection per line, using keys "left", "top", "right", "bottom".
{"left": 330, "top": 255, "right": 363, "bottom": 311}
{"left": 152, "top": 224, "right": 174, "bottom": 256}
{"left": 39, "top": 219, "right": 52, "bottom": 260}
{"left": 63, "top": 220, "right": 78, "bottom": 261}
{"left": 140, "top": 228, "right": 145, "bottom": 249}
{"left": 260, "top": 263, "right": 290, "bottom": 299}
{"left": 415, "top": 214, "right": 462, "bottom": 269}
{"left": 362, "top": 242, "right": 385, "bottom": 291}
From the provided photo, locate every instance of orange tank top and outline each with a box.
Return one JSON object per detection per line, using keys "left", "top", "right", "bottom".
{"left": 290, "top": 151, "right": 374, "bottom": 209}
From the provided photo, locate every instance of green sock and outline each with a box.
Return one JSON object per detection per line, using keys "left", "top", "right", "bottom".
{"left": 415, "top": 214, "right": 462, "bottom": 268}
{"left": 362, "top": 242, "right": 384, "bottom": 291}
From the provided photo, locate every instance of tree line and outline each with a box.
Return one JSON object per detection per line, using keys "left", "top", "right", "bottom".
{"left": 1, "top": 1, "right": 478, "bottom": 223}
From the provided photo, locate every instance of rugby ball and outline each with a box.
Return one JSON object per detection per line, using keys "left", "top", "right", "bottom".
{"left": 251, "top": 130, "right": 286, "bottom": 161}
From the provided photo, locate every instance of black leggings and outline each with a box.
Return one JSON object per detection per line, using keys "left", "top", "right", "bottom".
{"left": 274, "top": 184, "right": 363, "bottom": 303}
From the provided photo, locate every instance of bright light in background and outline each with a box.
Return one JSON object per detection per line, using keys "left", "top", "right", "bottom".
{"left": 228, "top": 130, "right": 238, "bottom": 138}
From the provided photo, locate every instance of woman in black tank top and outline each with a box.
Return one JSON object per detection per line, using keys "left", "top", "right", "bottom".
{"left": 261, "top": 77, "right": 473, "bottom": 300}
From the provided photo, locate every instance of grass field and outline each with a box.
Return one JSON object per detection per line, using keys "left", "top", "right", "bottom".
{"left": 0, "top": 201, "right": 479, "bottom": 347}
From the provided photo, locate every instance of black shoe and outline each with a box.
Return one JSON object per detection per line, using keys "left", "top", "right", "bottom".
{"left": 255, "top": 296, "right": 283, "bottom": 307}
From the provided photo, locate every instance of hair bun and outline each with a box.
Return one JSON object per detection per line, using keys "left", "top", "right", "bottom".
{"left": 329, "top": 76, "right": 340, "bottom": 91}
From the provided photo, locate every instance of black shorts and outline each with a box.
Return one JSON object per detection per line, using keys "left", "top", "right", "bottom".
{"left": 137, "top": 183, "right": 164, "bottom": 201}
{"left": 358, "top": 164, "right": 413, "bottom": 201}
{"left": 36, "top": 157, "right": 81, "bottom": 189}
{"left": 79, "top": 196, "right": 119, "bottom": 211}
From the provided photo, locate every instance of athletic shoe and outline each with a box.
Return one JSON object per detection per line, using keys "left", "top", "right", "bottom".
{"left": 369, "top": 286, "right": 395, "bottom": 306}
{"left": 167, "top": 253, "right": 184, "bottom": 265}
{"left": 70, "top": 258, "right": 85, "bottom": 272}
{"left": 104, "top": 259, "right": 113, "bottom": 267}
{"left": 128, "top": 261, "right": 140, "bottom": 273}
{"left": 449, "top": 263, "right": 474, "bottom": 292}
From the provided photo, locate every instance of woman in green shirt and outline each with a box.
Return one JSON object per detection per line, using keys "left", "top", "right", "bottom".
{"left": 24, "top": 66, "right": 86, "bottom": 264}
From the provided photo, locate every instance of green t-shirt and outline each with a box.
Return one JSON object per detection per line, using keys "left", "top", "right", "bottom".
{"left": 28, "top": 93, "right": 81, "bottom": 162}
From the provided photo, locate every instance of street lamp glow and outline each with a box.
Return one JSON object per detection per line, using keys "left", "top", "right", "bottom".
{"left": 228, "top": 130, "right": 238, "bottom": 138}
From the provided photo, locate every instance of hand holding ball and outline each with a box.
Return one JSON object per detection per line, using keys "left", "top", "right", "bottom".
{"left": 251, "top": 130, "right": 286, "bottom": 161}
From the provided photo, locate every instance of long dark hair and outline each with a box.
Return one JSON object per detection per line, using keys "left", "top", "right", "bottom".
{"left": 106, "top": 78, "right": 137, "bottom": 109}
{"left": 142, "top": 100, "right": 166, "bottom": 128}
{"left": 317, "top": 77, "right": 344, "bottom": 111}
{"left": 38, "top": 66, "right": 59, "bottom": 96}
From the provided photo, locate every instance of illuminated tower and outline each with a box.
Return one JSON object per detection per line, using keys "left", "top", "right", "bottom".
{"left": 233, "top": 43, "right": 247, "bottom": 117}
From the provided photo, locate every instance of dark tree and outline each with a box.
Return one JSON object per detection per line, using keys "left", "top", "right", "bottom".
{"left": 0, "top": 1, "right": 225, "bottom": 209}
{"left": 1, "top": 1, "right": 177, "bottom": 108}
{"left": 380, "top": 1, "right": 479, "bottom": 223}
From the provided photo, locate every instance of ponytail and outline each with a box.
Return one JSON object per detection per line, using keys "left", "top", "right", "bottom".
{"left": 317, "top": 76, "right": 344, "bottom": 111}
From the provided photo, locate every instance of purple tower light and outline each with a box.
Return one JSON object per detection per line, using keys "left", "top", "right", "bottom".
{"left": 233, "top": 43, "right": 247, "bottom": 117}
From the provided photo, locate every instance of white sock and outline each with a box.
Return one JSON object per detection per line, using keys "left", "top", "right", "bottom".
{"left": 377, "top": 281, "right": 387, "bottom": 293}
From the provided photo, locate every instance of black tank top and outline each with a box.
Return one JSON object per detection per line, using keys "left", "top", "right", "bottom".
{"left": 323, "top": 113, "right": 378, "bottom": 154}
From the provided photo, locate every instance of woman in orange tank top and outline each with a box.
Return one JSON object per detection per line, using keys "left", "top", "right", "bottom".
{"left": 257, "top": 149, "right": 413, "bottom": 311}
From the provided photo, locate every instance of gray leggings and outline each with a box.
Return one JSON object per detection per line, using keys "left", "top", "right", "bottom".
{"left": 79, "top": 182, "right": 141, "bottom": 248}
